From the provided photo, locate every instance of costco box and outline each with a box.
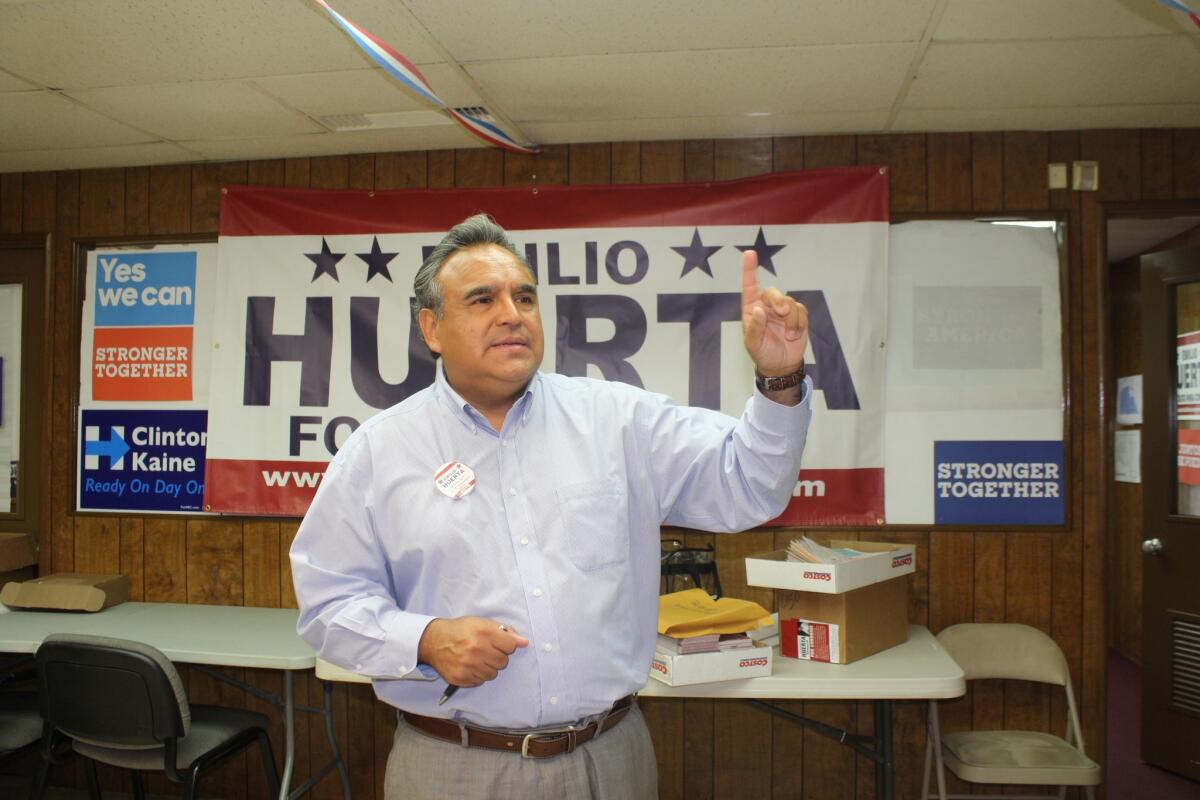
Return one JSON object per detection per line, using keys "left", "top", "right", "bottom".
{"left": 777, "top": 575, "right": 910, "bottom": 664}
{"left": 744, "top": 540, "right": 915, "bottom": 594}
{"left": 0, "top": 532, "right": 39, "bottom": 592}
{"left": 0, "top": 573, "right": 129, "bottom": 612}
{"left": 649, "top": 641, "right": 773, "bottom": 686}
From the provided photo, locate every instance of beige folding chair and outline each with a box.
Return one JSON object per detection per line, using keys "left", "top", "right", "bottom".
{"left": 922, "top": 623, "right": 1101, "bottom": 800}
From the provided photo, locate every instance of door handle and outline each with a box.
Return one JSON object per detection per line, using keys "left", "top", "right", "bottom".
{"left": 1142, "top": 538, "right": 1165, "bottom": 555}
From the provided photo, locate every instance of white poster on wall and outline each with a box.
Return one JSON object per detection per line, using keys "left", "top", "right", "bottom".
{"left": 1116, "top": 374, "right": 1143, "bottom": 426}
{"left": 76, "top": 243, "right": 217, "bottom": 513}
{"left": 884, "top": 221, "right": 1064, "bottom": 524}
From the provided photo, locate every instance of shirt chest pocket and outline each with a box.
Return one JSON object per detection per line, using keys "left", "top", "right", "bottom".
{"left": 556, "top": 479, "right": 628, "bottom": 572}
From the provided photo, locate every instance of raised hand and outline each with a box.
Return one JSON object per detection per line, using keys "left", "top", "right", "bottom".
{"left": 741, "top": 250, "right": 808, "bottom": 377}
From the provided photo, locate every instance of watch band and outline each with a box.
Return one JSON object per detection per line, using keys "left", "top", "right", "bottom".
{"left": 755, "top": 362, "right": 806, "bottom": 393}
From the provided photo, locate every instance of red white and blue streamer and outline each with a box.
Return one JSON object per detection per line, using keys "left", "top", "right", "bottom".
{"left": 1155, "top": 0, "right": 1200, "bottom": 28}
{"left": 313, "top": 0, "right": 538, "bottom": 154}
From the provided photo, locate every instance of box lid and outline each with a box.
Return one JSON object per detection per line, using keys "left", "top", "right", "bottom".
{"left": 745, "top": 540, "right": 915, "bottom": 593}
{"left": 0, "top": 573, "right": 129, "bottom": 613}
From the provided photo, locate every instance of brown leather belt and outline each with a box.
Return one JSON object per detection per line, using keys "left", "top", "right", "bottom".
{"left": 402, "top": 695, "right": 634, "bottom": 758}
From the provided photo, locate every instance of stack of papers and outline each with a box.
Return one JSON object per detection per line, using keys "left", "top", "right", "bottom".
{"left": 786, "top": 536, "right": 867, "bottom": 564}
{"left": 656, "top": 633, "right": 719, "bottom": 654}
{"left": 655, "top": 632, "right": 755, "bottom": 654}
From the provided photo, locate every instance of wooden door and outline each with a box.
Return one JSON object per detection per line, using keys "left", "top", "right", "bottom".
{"left": 1141, "top": 244, "right": 1200, "bottom": 780}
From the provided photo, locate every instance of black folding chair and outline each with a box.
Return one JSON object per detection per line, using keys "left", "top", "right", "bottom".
{"left": 34, "top": 633, "right": 279, "bottom": 800}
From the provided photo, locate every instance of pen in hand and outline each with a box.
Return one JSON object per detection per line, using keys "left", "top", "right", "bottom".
{"left": 438, "top": 624, "right": 513, "bottom": 705}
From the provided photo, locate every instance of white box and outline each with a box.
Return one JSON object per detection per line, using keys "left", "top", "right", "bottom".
{"left": 649, "top": 641, "right": 773, "bottom": 686}
{"left": 744, "top": 540, "right": 916, "bottom": 594}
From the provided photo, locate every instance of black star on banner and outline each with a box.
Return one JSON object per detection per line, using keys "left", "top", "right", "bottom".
{"left": 671, "top": 228, "right": 723, "bottom": 278}
{"left": 736, "top": 227, "right": 786, "bottom": 275}
{"left": 357, "top": 236, "right": 397, "bottom": 283}
{"left": 305, "top": 237, "right": 345, "bottom": 282}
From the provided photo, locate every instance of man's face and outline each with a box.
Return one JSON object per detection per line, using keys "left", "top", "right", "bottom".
{"left": 418, "top": 244, "right": 544, "bottom": 408}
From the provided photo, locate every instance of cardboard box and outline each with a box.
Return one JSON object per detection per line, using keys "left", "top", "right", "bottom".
{"left": 649, "top": 641, "right": 773, "bottom": 686}
{"left": 0, "top": 532, "right": 39, "bottom": 594}
{"left": 744, "top": 540, "right": 915, "bottom": 594}
{"left": 0, "top": 573, "right": 129, "bottom": 612}
{"left": 777, "top": 575, "right": 909, "bottom": 664}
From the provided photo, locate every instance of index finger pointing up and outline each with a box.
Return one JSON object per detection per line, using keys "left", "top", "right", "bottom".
{"left": 741, "top": 250, "right": 760, "bottom": 308}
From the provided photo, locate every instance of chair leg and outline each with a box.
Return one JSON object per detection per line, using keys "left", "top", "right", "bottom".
{"left": 256, "top": 728, "right": 281, "bottom": 798}
{"left": 84, "top": 758, "right": 102, "bottom": 800}
{"left": 182, "top": 767, "right": 200, "bottom": 800}
{"left": 130, "top": 770, "right": 146, "bottom": 800}
{"left": 29, "top": 756, "right": 49, "bottom": 800}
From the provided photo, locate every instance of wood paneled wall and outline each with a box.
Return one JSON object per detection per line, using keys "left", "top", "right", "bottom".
{"left": 2, "top": 128, "right": 1199, "bottom": 799}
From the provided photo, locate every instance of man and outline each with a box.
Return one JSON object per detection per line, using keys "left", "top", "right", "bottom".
{"left": 291, "top": 213, "right": 812, "bottom": 799}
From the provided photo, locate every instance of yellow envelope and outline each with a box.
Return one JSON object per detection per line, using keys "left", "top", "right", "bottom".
{"left": 657, "top": 588, "right": 773, "bottom": 637}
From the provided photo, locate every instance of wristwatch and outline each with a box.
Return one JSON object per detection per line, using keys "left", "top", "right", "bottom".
{"left": 755, "top": 361, "right": 806, "bottom": 393}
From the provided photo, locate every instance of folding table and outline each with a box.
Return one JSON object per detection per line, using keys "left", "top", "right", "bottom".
{"left": 0, "top": 602, "right": 346, "bottom": 800}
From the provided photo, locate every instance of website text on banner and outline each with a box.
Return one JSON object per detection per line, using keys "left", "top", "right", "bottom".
{"left": 204, "top": 169, "right": 889, "bottom": 522}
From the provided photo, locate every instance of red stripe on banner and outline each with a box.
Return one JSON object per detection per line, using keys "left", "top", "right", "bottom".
{"left": 218, "top": 168, "right": 888, "bottom": 236}
{"left": 766, "top": 468, "right": 885, "bottom": 527}
{"left": 1179, "top": 330, "right": 1200, "bottom": 345}
{"left": 205, "top": 458, "right": 328, "bottom": 516}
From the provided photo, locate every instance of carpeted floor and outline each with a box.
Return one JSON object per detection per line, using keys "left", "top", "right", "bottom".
{"left": 1107, "top": 649, "right": 1200, "bottom": 799}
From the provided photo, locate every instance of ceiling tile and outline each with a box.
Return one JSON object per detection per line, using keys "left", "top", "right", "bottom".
{"left": 408, "top": 0, "right": 938, "bottom": 60}
{"left": 0, "top": 142, "right": 198, "bottom": 174}
{"left": 937, "top": 0, "right": 1199, "bottom": 41}
{"left": 524, "top": 111, "right": 889, "bottom": 144}
{"left": 0, "top": 0, "right": 443, "bottom": 90}
{"left": 893, "top": 104, "right": 1200, "bottom": 132}
{"left": 251, "top": 64, "right": 481, "bottom": 117}
{"left": 68, "top": 81, "right": 323, "bottom": 141}
{"left": 470, "top": 44, "right": 915, "bottom": 123}
{"left": 182, "top": 126, "right": 480, "bottom": 160}
{"left": 0, "top": 91, "right": 157, "bottom": 151}
{"left": 907, "top": 37, "right": 1200, "bottom": 109}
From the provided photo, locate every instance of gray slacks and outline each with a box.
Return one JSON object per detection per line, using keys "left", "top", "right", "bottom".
{"left": 384, "top": 704, "right": 658, "bottom": 800}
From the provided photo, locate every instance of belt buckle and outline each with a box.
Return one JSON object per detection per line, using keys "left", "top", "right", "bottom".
{"left": 520, "top": 724, "right": 577, "bottom": 758}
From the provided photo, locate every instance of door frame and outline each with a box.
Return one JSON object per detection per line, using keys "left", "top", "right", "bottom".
{"left": 1098, "top": 202, "right": 1200, "bottom": 751}
{"left": 0, "top": 233, "right": 52, "bottom": 553}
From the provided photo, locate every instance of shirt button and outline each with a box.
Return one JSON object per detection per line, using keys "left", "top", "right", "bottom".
{"left": 543, "top": 643, "right": 553, "bottom": 652}
{"left": 501, "top": 440, "right": 508, "bottom": 447}
{"left": 549, "top": 696, "right": 558, "bottom": 705}
{"left": 509, "top": 487, "right": 518, "bottom": 496}
{"left": 532, "top": 588, "right": 543, "bottom": 597}
{"left": 520, "top": 537, "right": 529, "bottom": 545}
{"left": 355, "top": 663, "right": 363, "bottom": 671}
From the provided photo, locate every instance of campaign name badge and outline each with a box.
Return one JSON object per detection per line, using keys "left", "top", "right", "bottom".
{"left": 434, "top": 461, "right": 476, "bottom": 499}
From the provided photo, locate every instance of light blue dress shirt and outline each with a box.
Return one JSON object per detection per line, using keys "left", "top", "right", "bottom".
{"left": 291, "top": 365, "right": 812, "bottom": 730}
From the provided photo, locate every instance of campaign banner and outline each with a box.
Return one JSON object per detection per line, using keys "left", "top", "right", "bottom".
{"left": 78, "top": 244, "right": 217, "bottom": 513}
{"left": 1178, "top": 427, "right": 1200, "bottom": 486}
{"left": 933, "top": 440, "right": 1065, "bottom": 525}
{"left": 1177, "top": 330, "right": 1200, "bottom": 420}
{"left": 79, "top": 409, "right": 208, "bottom": 512}
{"left": 206, "top": 169, "right": 889, "bottom": 522}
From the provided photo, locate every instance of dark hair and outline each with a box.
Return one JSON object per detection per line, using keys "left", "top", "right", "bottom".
{"left": 411, "top": 213, "right": 531, "bottom": 319}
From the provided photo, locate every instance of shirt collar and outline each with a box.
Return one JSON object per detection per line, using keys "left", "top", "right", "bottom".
{"left": 433, "top": 362, "right": 539, "bottom": 434}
